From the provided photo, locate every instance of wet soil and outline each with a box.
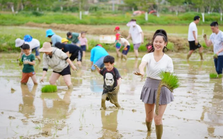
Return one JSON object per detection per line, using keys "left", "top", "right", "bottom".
{"left": 0, "top": 52, "right": 223, "bottom": 139}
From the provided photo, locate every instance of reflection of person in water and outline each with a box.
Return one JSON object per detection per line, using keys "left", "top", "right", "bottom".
{"left": 90, "top": 78, "right": 103, "bottom": 93}
{"left": 19, "top": 84, "right": 37, "bottom": 119}
{"left": 99, "top": 110, "right": 120, "bottom": 139}
{"left": 41, "top": 89, "right": 74, "bottom": 135}
{"left": 200, "top": 81, "right": 223, "bottom": 137}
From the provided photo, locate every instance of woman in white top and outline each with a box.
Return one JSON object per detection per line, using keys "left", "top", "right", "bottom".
{"left": 39, "top": 42, "right": 76, "bottom": 89}
{"left": 135, "top": 29, "right": 174, "bottom": 139}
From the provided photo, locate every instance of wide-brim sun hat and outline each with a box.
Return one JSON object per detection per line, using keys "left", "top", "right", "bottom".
{"left": 23, "top": 35, "right": 33, "bottom": 42}
{"left": 46, "top": 29, "right": 55, "bottom": 37}
{"left": 15, "top": 38, "right": 25, "bottom": 47}
{"left": 61, "top": 38, "right": 69, "bottom": 43}
{"left": 39, "top": 42, "right": 53, "bottom": 52}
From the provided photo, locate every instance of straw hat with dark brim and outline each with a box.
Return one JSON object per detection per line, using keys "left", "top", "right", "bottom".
{"left": 39, "top": 42, "right": 53, "bottom": 52}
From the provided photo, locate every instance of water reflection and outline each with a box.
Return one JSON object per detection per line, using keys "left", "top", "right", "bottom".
{"left": 100, "top": 110, "right": 121, "bottom": 139}
{"left": 90, "top": 78, "right": 103, "bottom": 93}
{"left": 41, "top": 89, "right": 74, "bottom": 135}
{"left": 200, "top": 80, "right": 223, "bottom": 137}
{"left": 19, "top": 84, "right": 37, "bottom": 119}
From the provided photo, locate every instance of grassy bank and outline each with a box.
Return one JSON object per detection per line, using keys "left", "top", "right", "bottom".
{"left": 0, "top": 11, "right": 222, "bottom": 26}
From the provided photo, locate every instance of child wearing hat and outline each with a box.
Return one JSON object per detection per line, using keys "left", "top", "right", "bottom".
{"left": 46, "top": 29, "right": 62, "bottom": 47}
{"left": 114, "top": 26, "right": 121, "bottom": 57}
{"left": 23, "top": 35, "right": 41, "bottom": 62}
{"left": 20, "top": 44, "right": 38, "bottom": 85}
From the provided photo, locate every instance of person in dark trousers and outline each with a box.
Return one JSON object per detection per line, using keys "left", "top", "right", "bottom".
{"left": 203, "top": 21, "right": 223, "bottom": 77}
{"left": 55, "top": 42, "right": 83, "bottom": 67}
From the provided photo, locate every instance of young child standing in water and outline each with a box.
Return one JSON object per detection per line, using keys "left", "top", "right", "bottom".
{"left": 94, "top": 55, "right": 121, "bottom": 110}
{"left": 79, "top": 32, "right": 88, "bottom": 59}
{"left": 20, "top": 44, "right": 38, "bottom": 85}
{"left": 114, "top": 26, "right": 121, "bottom": 57}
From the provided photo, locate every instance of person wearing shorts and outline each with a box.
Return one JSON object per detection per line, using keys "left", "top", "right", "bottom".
{"left": 55, "top": 42, "right": 83, "bottom": 67}
{"left": 187, "top": 16, "right": 203, "bottom": 60}
{"left": 39, "top": 42, "right": 77, "bottom": 89}
{"left": 127, "top": 19, "right": 144, "bottom": 58}
{"left": 90, "top": 44, "right": 109, "bottom": 71}
{"left": 119, "top": 37, "right": 130, "bottom": 60}
{"left": 20, "top": 44, "right": 38, "bottom": 85}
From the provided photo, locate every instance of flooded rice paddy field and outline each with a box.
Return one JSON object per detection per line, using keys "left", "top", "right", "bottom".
{"left": 0, "top": 52, "right": 223, "bottom": 139}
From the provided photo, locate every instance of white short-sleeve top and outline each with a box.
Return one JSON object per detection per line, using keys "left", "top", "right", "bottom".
{"left": 141, "top": 53, "right": 174, "bottom": 80}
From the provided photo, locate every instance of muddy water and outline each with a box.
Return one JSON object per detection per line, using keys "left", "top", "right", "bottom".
{"left": 0, "top": 52, "right": 223, "bottom": 139}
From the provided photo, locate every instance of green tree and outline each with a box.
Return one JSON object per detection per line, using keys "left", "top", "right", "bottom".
{"left": 168, "top": 0, "right": 185, "bottom": 15}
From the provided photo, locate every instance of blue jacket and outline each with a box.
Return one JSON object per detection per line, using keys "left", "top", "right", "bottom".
{"left": 90, "top": 46, "right": 108, "bottom": 63}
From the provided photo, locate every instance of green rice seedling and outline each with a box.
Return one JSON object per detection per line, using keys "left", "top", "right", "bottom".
{"left": 18, "top": 58, "right": 23, "bottom": 66}
{"left": 213, "top": 54, "right": 218, "bottom": 59}
{"left": 156, "top": 72, "right": 179, "bottom": 115}
{"left": 218, "top": 74, "right": 222, "bottom": 78}
{"left": 209, "top": 73, "right": 218, "bottom": 79}
{"left": 41, "top": 85, "right": 57, "bottom": 93}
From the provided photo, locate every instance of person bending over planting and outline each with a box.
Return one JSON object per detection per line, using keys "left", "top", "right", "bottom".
{"left": 135, "top": 29, "right": 174, "bottom": 139}
{"left": 55, "top": 42, "right": 83, "bottom": 68}
{"left": 94, "top": 55, "right": 121, "bottom": 110}
{"left": 39, "top": 42, "right": 76, "bottom": 89}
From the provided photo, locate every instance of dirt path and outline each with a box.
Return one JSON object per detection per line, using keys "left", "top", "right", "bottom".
{"left": 26, "top": 22, "right": 189, "bottom": 51}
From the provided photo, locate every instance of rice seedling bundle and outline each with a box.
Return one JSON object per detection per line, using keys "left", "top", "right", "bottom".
{"left": 209, "top": 73, "right": 218, "bottom": 79}
{"left": 155, "top": 72, "right": 179, "bottom": 115}
{"left": 41, "top": 85, "right": 57, "bottom": 93}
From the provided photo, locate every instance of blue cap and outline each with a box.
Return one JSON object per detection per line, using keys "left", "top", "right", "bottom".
{"left": 23, "top": 35, "right": 33, "bottom": 42}
{"left": 46, "top": 29, "right": 54, "bottom": 37}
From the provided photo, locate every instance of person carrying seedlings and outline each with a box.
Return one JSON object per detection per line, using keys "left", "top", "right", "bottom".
{"left": 187, "top": 16, "right": 203, "bottom": 60}
{"left": 118, "top": 37, "right": 130, "bottom": 60}
{"left": 79, "top": 31, "right": 88, "bottom": 59}
{"left": 67, "top": 32, "right": 80, "bottom": 46}
{"left": 23, "top": 35, "right": 41, "bottom": 62}
{"left": 46, "top": 29, "right": 62, "bottom": 47}
{"left": 90, "top": 44, "right": 109, "bottom": 71}
{"left": 135, "top": 29, "right": 174, "bottom": 139}
{"left": 20, "top": 44, "right": 38, "bottom": 85}
{"left": 94, "top": 55, "right": 121, "bottom": 110}
{"left": 203, "top": 21, "right": 223, "bottom": 77}
{"left": 39, "top": 42, "right": 76, "bottom": 89}
{"left": 55, "top": 42, "right": 83, "bottom": 67}
{"left": 114, "top": 26, "right": 121, "bottom": 57}
{"left": 126, "top": 19, "right": 144, "bottom": 58}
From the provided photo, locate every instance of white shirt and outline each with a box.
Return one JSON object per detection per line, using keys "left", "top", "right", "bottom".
{"left": 210, "top": 30, "right": 223, "bottom": 56}
{"left": 188, "top": 22, "right": 197, "bottom": 41}
{"left": 25, "top": 38, "right": 40, "bottom": 50}
{"left": 142, "top": 53, "right": 174, "bottom": 80}
{"left": 129, "top": 24, "right": 143, "bottom": 44}
{"left": 120, "top": 38, "right": 130, "bottom": 46}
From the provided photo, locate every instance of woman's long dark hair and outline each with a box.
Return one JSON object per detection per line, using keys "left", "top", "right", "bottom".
{"left": 151, "top": 29, "right": 168, "bottom": 53}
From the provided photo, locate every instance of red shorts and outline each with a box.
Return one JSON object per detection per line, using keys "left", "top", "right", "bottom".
{"left": 21, "top": 72, "right": 35, "bottom": 84}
